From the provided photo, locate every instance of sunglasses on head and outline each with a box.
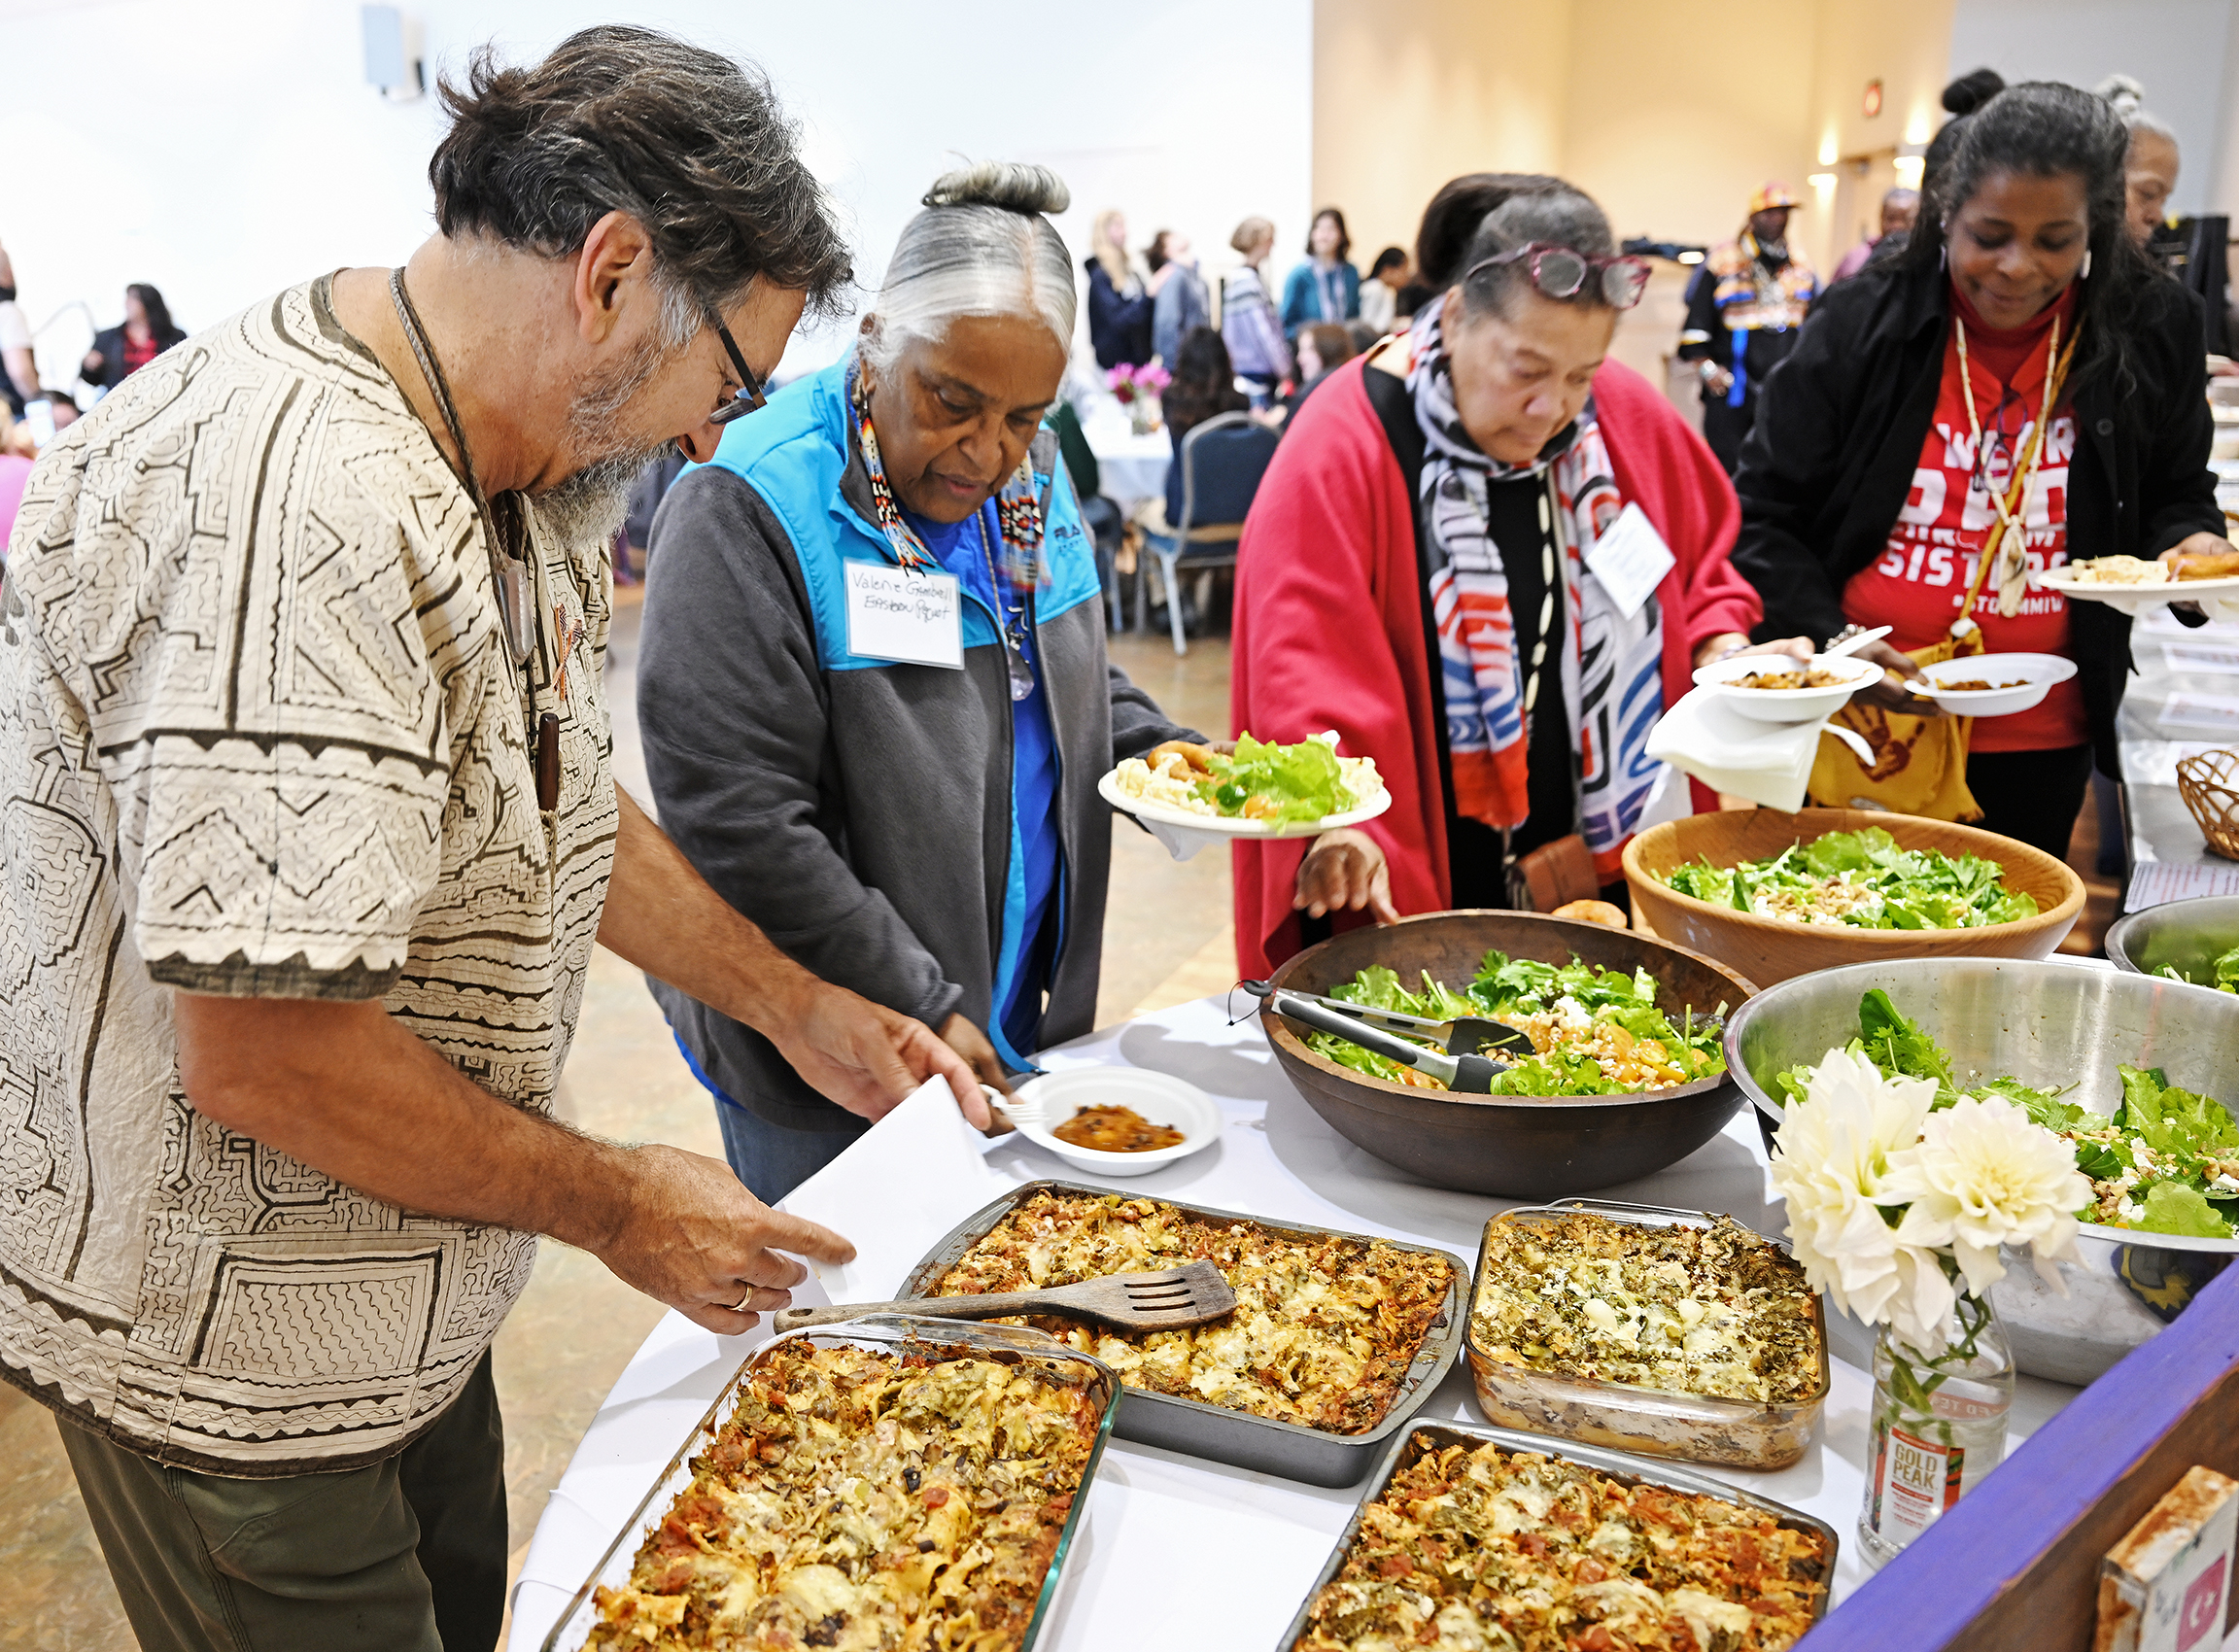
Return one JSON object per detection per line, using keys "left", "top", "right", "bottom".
{"left": 704, "top": 301, "right": 769, "bottom": 426}
{"left": 1464, "top": 243, "right": 1652, "bottom": 311}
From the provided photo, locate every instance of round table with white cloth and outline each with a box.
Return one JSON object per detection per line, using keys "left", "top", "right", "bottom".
{"left": 1078, "top": 397, "right": 1171, "bottom": 507}
{"left": 501, "top": 993, "right": 2082, "bottom": 1651}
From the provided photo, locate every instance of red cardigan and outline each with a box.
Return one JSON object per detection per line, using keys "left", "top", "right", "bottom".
{"left": 1229, "top": 354, "right": 1761, "bottom": 978}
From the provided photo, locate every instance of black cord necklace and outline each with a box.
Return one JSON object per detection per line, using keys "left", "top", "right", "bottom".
{"left": 387, "top": 268, "right": 561, "bottom": 810}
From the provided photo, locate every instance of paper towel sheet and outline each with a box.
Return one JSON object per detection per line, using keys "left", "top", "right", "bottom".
{"left": 777, "top": 1075, "right": 1004, "bottom": 1304}
{"left": 1645, "top": 687, "right": 1827, "bottom": 812}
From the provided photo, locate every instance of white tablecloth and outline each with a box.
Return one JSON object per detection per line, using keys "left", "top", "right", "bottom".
{"left": 1079, "top": 401, "right": 1171, "bottom": 506}
{"left": 504, "top": 995, "right": 2079, "bottom": 1651}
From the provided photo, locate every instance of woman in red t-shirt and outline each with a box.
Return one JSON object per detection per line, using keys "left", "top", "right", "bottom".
{"left": 1732, "top": 83, "right": 2224, "bottom": 856}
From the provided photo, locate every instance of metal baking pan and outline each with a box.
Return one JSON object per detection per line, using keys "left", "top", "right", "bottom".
{"left": 534, "top": 1315, "right": 1120, "bottom": 1652}
{"left": 1272, "top": 1420, "right": 1840, "bottom": 1651}
{"left": 1466, "top": 1198, "right": 1830, "bottom": 1468}
{"left": 898, "top": 1179, "right": 1469, "bottom": 1488}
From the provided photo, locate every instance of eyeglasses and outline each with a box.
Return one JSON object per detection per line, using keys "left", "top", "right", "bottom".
{"left": 704, "top": 304, "right": 769, "bottom": 425}
{"left": 1464, "top": 243, "right": 1653, "bottom": 311}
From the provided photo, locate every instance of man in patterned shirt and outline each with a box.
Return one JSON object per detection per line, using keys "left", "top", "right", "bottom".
{"left": 0, "top": 27, "right": 983, "bottom": 1652}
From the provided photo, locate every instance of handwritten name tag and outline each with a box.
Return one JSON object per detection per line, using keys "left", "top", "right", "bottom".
{"left": 1584, "top": 501, "right": 1676, "bottom": 621}
{"left": 844, "top": 561, "right": 963, "bottom": 669}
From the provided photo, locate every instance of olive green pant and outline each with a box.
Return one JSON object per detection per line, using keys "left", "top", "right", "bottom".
{"left": 56, "top": 1351, "right": 506, "bottom": 1652}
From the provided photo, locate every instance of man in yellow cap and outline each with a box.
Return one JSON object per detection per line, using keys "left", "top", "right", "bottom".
{"left": 1678, "top": 181, "right": 1818, "bottom": 471}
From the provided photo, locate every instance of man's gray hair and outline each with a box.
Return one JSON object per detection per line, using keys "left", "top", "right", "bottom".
{"left": 429, "top": 25, "right": 853, "bottom": 350}
{"left": 862, "top": 162, "right": 1076, "bottom": 373}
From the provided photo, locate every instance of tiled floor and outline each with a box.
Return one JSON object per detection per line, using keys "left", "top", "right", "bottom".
{"left": 0, "top": 587, "right": 2118, "bottom": 1648}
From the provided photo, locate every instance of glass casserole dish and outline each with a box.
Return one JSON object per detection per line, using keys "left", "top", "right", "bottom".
{"left": 1465, "top": 1198, "right": 1829, "bottom": 1469}
{"left": 535, "top": 1315, "right": 1120, "bottom": 1652}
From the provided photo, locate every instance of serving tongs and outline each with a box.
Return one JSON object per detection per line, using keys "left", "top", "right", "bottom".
{"left": 772, "top": 1259, "right": 1237, "bottom": 1334}
{"left": 1240, "top": 981, "right": 1513, "bottom": 1093}
{"left": 1240, "top": 981, "right": 1534, "bottom": 1058}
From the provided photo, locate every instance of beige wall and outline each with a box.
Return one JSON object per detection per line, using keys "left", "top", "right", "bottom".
{"left": 1313, "top": 0, "right": 1960, "bottom": 388}
{"left": 1311, "top": 0, "right": 1571, "bottom": 273}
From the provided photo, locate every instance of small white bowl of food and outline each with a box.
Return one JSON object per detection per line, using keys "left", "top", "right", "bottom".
{"left": 1690, "top": 651, "right": 1882, "bottom": 725}
{"left": 997, "top": 1067, "right": 1223, "bottom": 1178}
{"left": 1909, "top": 652, "right": 2078, "bottom": 718}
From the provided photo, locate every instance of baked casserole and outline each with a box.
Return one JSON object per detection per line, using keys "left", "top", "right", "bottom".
{"left": 587, "top": 1339, "right": 1102, "bottom": 1651}
{"left": 926, "top": 1190, "right": 1453, "bottom": 1433}
{"left": 1292, "top": 1435, "right": 1832, "bottom": 1652}
{"left": 1471, "top": 1212, "right": 1819, "bottom": 1406}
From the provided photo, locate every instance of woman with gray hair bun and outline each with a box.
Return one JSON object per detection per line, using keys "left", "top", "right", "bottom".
{"left": 638, "top": 161, "right": 1203, "bottom": 1200}
{"left": 2098, "top": 75, "right": 2183, "bottom": 248}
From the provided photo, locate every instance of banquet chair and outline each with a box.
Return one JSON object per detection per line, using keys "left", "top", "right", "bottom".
{"left": 1136, "top": 411, "right": 1280, "bottom": 656}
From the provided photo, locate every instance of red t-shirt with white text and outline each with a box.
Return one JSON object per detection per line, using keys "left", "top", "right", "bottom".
{"left": 1842, "top": 286, "right": 2084, "bottom": 752}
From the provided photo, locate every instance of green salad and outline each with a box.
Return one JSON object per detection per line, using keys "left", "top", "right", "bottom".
{"left": 1307, "top": 949, "right": 1727, "bottom": 1096}
{"left": 1115, "top": 732, "right": 1381, "bottom": 828}
{"left": 1659, "top": 827, "right": 2038, "bottom": 930}
{"left": 1774, "top": 989, "right": 2239, "bottom": 1239}
{"left": 2155, "top": 943, "right": 2239, "bottom": 995}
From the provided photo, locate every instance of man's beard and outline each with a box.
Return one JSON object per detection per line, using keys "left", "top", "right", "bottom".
{"left": 529, "top": 330, "right": 677, "bottom": 548}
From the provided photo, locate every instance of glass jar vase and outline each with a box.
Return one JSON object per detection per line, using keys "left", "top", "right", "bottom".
{"left": 1858, "top": 1289, "right": 2015, "bottom": 1568}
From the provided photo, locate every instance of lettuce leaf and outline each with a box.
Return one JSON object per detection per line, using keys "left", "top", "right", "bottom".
{"left": 2116, "top": 1065, "right": 2239, "bottom": 1160}
{"left": 1201, "top": 733, "right": 1349, "bottom": 826}
{"left": 1858, "top": 988, "right": 1958, "bottom": 1094}
{"left": 2140, "top": 1181, "right": 2234, "bottom": 1238}
{"left": 1657, "top": 827, "right": 2036, "bottom": 929}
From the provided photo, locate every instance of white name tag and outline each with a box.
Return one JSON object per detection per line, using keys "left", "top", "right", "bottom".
{"left": 1584, "top": 501, "right": 1676, "bottom": 621}
{"left": 844, "top": 561, "right": 963, "bottom": 669}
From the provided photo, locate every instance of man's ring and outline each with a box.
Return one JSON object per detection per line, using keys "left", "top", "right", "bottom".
{"left": 730, "top": 1291, "right": 754, "bottom": 1313}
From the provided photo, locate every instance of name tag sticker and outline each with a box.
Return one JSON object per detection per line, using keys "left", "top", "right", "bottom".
{"left": 844, "top": 561, "right": 964, "bottom": 669}
{"left": 1584, "top": 501, "right": 1676, "bottom": 621}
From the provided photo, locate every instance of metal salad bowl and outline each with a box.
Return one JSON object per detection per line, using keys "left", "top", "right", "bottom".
{"left": 2106, "top": 894, "right": 2239, "bottom": 990}
{"left": 1262, "top": 911, "right": 1757, "bottom": 1199}
{"left": 1723, "top": 957, "right": 2239, "bottom": 1385}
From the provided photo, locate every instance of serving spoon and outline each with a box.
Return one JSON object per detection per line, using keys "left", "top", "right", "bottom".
{"left": 1240, "top": 981, "right": 1533, "bottom": 1058}
{"left": 1240, "top": 981, "right": 1510, "bottom": 1092}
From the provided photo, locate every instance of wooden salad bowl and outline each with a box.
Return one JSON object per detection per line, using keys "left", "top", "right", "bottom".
{"left": 1262, "top": 912, "right": 1756, "bottom": 1199}
{"left": 1622, "top": 808, "right": 2084, "bottom": 989}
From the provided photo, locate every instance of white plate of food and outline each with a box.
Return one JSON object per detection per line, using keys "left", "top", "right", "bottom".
{"left": 1907, "top": 651, "right": 2078, "bottom": 717}
{"left": 997, "top": 1066, "right": 1223, "bottom": 1177}
{"left": 1098, "top": 733, "right": 1393, "bottom": 840}
{"left": 2043, "top": 552, "right": 2239, "bottom": 620}
{"left": 1688, "top": 652, "right": 1881, "bottom": 725}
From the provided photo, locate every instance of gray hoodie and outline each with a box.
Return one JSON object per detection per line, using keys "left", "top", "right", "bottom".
{"left": 638, "top": 361, "right": 1197, "bottom": 1130}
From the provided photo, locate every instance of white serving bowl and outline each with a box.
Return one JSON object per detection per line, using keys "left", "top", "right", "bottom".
{"left": 1689, "top": 651, "right": 1881, "bottom": 725}
{"left": 1000, "top": 1066, "right": 1223, "bottom": 1178}
{"left": 1912, "top": 651, "right": 2077, "bottom": 718}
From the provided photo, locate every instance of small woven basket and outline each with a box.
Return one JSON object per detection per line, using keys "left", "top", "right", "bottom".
{"left": 2176, "top": 748, "right": 2239, "bottom": 860}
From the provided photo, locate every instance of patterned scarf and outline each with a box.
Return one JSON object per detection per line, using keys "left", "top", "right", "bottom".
{"left": 845, "top": 358, "right": 1047, "bottom": 595}
{"left": 1405, "top": 296, "right": 1668, "bottom": 876}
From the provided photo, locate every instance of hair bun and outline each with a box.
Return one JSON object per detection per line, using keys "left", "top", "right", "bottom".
{"left": 2095, "top": 73, "right": 2147, "bottom": 116}
{"left": 922, "top": 161, "right": 1070, "bottom": 216}
{"left": 1943, "top": 67, "right": 2006, "bottom": 117}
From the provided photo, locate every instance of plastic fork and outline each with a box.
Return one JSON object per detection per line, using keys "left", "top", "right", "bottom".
{"left": 770, "top": 1258, "right": 1237, "bottom": 1334}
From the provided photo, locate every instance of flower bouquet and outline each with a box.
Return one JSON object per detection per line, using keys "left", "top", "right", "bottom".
{"left": 1768, "top": 1047, "right": 2092, "bottom": 1566}
{"left": 1107, "top": 361, "right": 1170, "bottom": 433}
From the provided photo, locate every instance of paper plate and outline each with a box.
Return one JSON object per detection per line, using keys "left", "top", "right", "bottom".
{"left": 2041, "top": 566, "right": 2239, "bottom": 622}
{"left": 1095, "top": 767, "right": 1393, "bottom": 842}
{"left": 998, "top": 1067, "right": 1223, "bottom": 1179}
{"left": 1910, "top": 651, "right": 2078, "bottom": 717}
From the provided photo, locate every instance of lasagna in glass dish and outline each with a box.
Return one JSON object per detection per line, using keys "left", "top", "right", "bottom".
{"left": 924, "top": 1188, "right": 1455, "bottom": 1434}
{"left": 584, "top": 1332, "right": 1109, "bottom": 1651}
{"left": 1466, "top": 1205, "right": 1827, "bottom": 1469}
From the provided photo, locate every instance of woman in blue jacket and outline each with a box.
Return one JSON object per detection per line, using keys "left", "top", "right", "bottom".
{"left": 639, "top": 164, "right": 1209, "bottom": 1200}
{"left": 1280, "top": 208, "right": 1361, "bottom": 340}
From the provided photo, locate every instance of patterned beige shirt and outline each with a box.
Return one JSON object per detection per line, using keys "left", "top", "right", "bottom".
{"left": 0, "top": 276, "right": 617, "bottom": 1473}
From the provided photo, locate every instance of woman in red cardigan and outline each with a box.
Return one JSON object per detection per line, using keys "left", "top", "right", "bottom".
{"left": 1234, "top": 175, "right": 1811, "bottom": 977}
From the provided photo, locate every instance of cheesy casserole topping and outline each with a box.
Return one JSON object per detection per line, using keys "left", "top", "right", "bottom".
{"left": 1293, "top": 1436, "right": 1831, "bottom": 1652}
{"left": 928, "top": 1191, "right": 1454, "bottom": 1433}
{"left": 589, "top": 1341, "right": 1101, "bottom": 1651}
{"left": 1471, "top": 1215, "right": 1818, "bottom": 1406}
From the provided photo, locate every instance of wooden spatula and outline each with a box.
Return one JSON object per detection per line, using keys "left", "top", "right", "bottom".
{"left": 770, "top": 1259, "right": 1236, "bottom": 1335}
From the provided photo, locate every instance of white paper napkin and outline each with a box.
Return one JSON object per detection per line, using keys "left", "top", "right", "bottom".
{"left": 1645, "top": 687, "right": 1865, "bottom": 813}
{"left": 776, "top": 1075, "right": 1005, "bottom": 1305}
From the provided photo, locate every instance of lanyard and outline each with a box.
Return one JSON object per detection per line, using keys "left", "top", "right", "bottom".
{"left": 976, "top": 510, "right": 1036, "bottom": 702}
{"left": 1953, "top": 312, "right": 2080, "bottom": 622}
{"left": 387, "top": 268, "right": 562, "bottom": 810}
